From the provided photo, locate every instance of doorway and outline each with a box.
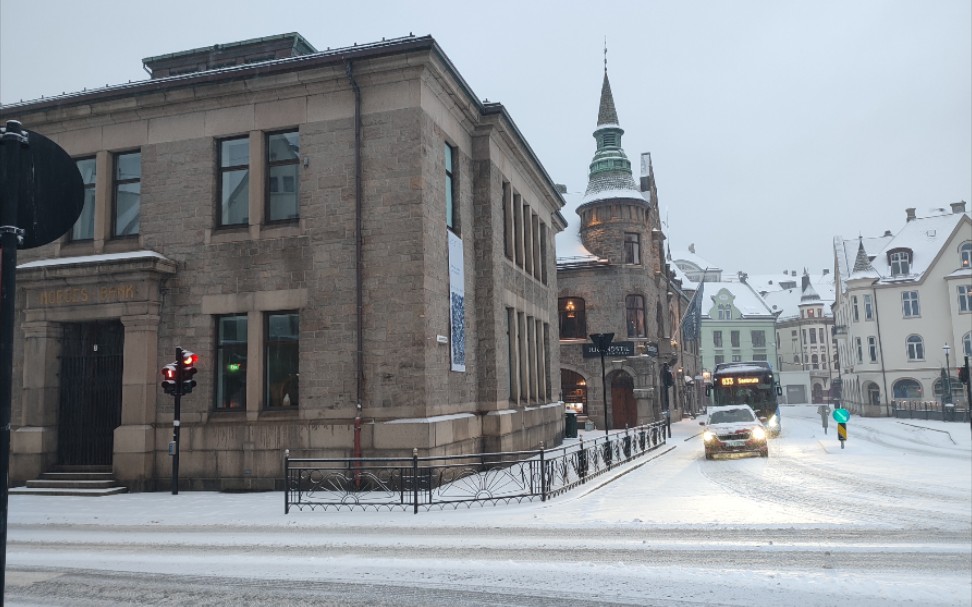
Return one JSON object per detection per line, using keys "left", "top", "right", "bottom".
{"left": 57, "top": 321, "right": 124, "bottom": 465}
{"left": 610, "top": 373, "right": 637, "bottom": 429}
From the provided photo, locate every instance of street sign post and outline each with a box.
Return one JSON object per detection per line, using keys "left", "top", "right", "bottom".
{"left": 833, "top": 407, "right": 850, "bottom": 448}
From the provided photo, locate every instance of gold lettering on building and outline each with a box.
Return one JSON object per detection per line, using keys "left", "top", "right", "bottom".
{"left": 38, "top": 284, "right": 139, "bottom": 306}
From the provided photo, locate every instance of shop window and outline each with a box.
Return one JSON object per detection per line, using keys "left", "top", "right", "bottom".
{"left": 215, "top": 315, "right": 247, "bottom": 410}
{"left": 265, "top": 312, "right": 299, "bottom": 408}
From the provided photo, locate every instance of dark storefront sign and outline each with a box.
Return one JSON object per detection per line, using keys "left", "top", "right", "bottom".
{"left": 583, "top": 341, "right": 635, "bottom": 358}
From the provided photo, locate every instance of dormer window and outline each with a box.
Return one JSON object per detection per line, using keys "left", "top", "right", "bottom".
{"left": 888, "top": 249, "right": 911, "bottom": 276}
{"left": 960, "top": 242, "right": 971, "bottom": 268}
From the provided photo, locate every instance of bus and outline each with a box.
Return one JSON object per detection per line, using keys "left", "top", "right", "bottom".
{"left": 707, "top": 362, "right": 783, "bottom": 436}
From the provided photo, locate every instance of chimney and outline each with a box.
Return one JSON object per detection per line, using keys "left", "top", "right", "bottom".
{"left": 801, "top": 273, "right": 810, "bottom": 292}
{"left": 951, "top": 201, "right": 967, "bottom": 214}
{"left": 554, "top": 183, "right": 567, "bottom": 194}
{"left": 906, "top": 207, "right": 916, "bottom": 222}
{"left": 883, "top": 230, "right": 893, "bottom": 237}
{"left": 823, "top": 269, "right": 830, "bottom": 275}
{"left": 791, "top": 270, "right": 796, "bottom": 277}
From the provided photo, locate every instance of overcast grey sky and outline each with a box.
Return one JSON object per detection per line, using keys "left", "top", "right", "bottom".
{"left": 2, "top": 0, "right": 969, "bottom": 275}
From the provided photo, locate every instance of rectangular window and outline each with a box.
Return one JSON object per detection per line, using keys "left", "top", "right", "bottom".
{"left": 753, "top": 354, "right": 768, "bottom": 362}
{"left": 113, "top": 151, "right": 141, "bottom": 237}
{"left": 507, "top": 308, "right": 518, "bottom": 402}
{"left": 513, "top": 193, "right": 523, "bottom": 267}
{"left": 444, "top": 143, "right": 457, "bottom": 231}
{"left": 626, "top": 295, "right": 646, "bottom": 338}
{"left": 902, "top": 291, "right": 920, "bottom": 317}
{"left": 503, "top": 182, "right": 514, "bottom": 260}
{"left": 855, "top": 337, "right": 863, "bottom": 363}
{"left": 266, "top": 131, "right": 299, "bottom": 222}
{"left": 819, "top": 328, "right": 825, "bottom": 343}
{"left": 713, "top": 331, "right": 723, "bottom": 348}
{"left": 809, "top": 329, "right": 817, "bottom": 344}
{"left": 730, "top": 331, "right": 740, "bottom": 348}
{"left": 623, "top": 232, "right": 641, "bottom": 265}
{"left": 852, "top": 296, "right": 859, "bottom": 322}
{"left": 731, "top": 354, "right": 742, "bottom": 363}
{"left": 867, "top": 336, "right": 877, "bottom": 363}
{"left": 265, "top": 312, "right": 299, "bottom": 408}
{"left": 890, "top": 251, "right": 910, "bottom": 276}
{"left": 539, "top": 222, "right": 548, "bottom": 285}
{"left": 714, "top": 355, "right": 725, "bottom": 365}
{"left": 71, "top": 157, "right": 97, "bottom": 241}
{"left": 751, "top": 330, "right": 766, "bottom": 348}
{"left": 215, "top": 315, "right": 247, "bottom": 410}
{"left": 218, "top": 136, "right": 250, "bottom": 226}
{"left": 863, "top": 294, "right": 874, "bottom": 320}
{"left": 959, "top": 285, "right": 972, "bottom": 313}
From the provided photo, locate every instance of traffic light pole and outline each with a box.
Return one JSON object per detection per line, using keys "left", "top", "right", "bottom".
{"left": 171, "top": 347, "right": 183, "bottom": 495}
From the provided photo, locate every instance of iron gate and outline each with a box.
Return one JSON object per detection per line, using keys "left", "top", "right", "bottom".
{"left": 57, "top": 321, "right": 124, "bottom": 465}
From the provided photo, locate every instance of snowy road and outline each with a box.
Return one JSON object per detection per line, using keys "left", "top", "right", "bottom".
{"left": 5, "top": 404, "right": 971, "bottom": 606}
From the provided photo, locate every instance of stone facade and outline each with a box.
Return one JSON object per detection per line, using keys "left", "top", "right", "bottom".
{"left": 1, "top": 34, "right": 567, "bottom": 491}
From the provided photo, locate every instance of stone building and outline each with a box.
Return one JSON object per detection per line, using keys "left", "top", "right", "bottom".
{"left": 1, "top": 33, "right": 567, "bottom": 491}
{"left": 556, "top": 68, "right": 682, "bottom": 430}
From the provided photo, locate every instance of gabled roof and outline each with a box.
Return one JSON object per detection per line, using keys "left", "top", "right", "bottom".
{"left": 701, "top": 281, "right": 777, "bottom": 320}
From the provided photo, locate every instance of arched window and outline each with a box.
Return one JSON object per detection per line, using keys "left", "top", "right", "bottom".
{"left": 864, "top": 382, "right": 881, "bottom": 405}
{"left": 558, "top": 297, "right": 586, "bottom": 339}
{"left": 960, "top": 242, "right": 972, "bottom": 269}
{"left": 560, "top": 369, "right": 588, "bottom": 414}
{"left": 905, "top": 335, "right": 924, "bottom": 361}
{"left": 892, "top": 378, "right": 922, "bottom": 399}
{"left": 626, "top": 294, "right": 646, "bottom": 338}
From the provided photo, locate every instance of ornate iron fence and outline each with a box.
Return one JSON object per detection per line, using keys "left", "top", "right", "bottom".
{"left": 891, "top": 399, "right": 970, "bottom": 422}
{"left": 284, "top": 420, "right": 668, "bottom": 513}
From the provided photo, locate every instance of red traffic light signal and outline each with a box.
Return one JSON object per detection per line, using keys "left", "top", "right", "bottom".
{"left": 180, "top": 350, "right": 198, "bottom": 394}
{"left": 161, "top": 363, "right": 178, "bottom": 395}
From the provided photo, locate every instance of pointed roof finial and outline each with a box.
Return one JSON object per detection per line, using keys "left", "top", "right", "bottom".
{"left": 604, "top": 36, "right": 608, "bottom": 73}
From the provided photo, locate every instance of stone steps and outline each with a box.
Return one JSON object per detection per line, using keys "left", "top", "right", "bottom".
{"left": 10, "top": 466, "right": 128, "bottom": 497}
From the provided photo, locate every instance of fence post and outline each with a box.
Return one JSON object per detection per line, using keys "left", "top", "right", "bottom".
{"left": 539, "top": 441, "right": 547, "bottom": 502}
{"left": 412, "top": 448, "right": 419, "bottom": 515}
{"left": 578, "top": 436, "right": 588, "bottom": 481}
{"left": 283, "top": 449, "right": 290, "bottom": 515}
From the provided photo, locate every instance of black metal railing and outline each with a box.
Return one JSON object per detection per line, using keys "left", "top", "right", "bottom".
{"left": 891, "top": 399, "right": 971, "bottom": 422}
{"left": 284, "top": 420, "right": 668, "bottom": 513}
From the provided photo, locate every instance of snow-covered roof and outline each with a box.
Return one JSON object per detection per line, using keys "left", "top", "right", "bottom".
{"left": 18, "top": 250, "right": 171, "bottom": 269}
{"left": 671, "top": 248, "right": 721, "bottom": 274}
{"left": 555, "top": 191, "right": 593, "bottom": 260}
{"left": 701, "top": 281, "right": 776, "bottom": 319}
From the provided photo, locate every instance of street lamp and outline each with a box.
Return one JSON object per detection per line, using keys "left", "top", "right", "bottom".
{"left": 943, "top": 343, "right": 953, "bottom": 414}
{"left": 590, "top": 333, "right": 614, "bottom": 440}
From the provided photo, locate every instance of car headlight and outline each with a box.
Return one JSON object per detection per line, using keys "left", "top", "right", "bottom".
{"left": 766, "top": 415, "right": 779, "bottom": 428}
{"left": 703, "top": 430, "right": 716, "bottom": 442}
{"left": 751, "top": 426, "right": 767, "bottom": 440}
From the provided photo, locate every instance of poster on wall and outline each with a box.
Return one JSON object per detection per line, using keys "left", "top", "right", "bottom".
{"left": 448, "top": 230, "right": 466, "bottom": 372}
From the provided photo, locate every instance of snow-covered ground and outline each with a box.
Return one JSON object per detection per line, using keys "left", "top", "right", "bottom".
{"left": 5, "top": 404, "right": 971, "bottom": 606}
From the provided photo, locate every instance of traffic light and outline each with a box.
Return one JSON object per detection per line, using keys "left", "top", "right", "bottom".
{"left": 161, "top": 363, "right": 178, "bottom": 395}
{"left": 959, "top": 365, "right": 969, "bottom": 385}
{"left": 180, "top": 350, "right": 198, "bottom": 394}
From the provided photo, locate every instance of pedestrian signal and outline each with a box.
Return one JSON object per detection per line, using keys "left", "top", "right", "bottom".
{"left": 161, "top": 363, "right": 178, "bottom": 395}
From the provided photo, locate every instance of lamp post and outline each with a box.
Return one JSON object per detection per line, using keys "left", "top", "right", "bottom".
{"left": 943, "top": 343, "right": 953, "bottom": 419}
{"left": 590, "top": 333, "right": 614, "bottom": 440}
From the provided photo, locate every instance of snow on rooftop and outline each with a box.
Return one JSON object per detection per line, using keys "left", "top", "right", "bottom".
{"left": 18, "top": 250, "right": 170, "bottom": 269}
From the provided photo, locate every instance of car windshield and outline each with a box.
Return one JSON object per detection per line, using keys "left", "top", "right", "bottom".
{"left": 709, "top": 408, "right": 756, "bottom": 424}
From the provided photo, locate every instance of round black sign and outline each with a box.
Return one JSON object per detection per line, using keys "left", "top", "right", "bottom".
{"left": 0, "top": 122, "right": 84, "bottom": 250}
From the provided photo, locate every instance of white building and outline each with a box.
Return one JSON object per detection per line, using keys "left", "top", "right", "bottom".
{"left": 832, "top": 203, "right": 971, "bottom": 417}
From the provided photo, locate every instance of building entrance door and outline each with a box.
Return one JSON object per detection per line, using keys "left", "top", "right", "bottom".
{"left": 57, "top": 321, "right": 124, "bottom": 466}
{"left": 611, "top": 374, "right": 637, "bottom": 429}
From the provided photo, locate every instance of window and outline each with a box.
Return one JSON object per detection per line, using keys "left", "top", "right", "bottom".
{"left": 867, "top": 336, "right": 877, "bottom": 363}
{"left": 626, "top": 294, "right": 646, "bottom": 337}
{"left": 561, "top": 369, "right": 588, "bottom": 415}
{"left": 218, "top": 137, "right": 249, "bottom": 226}
{"left": 906, "top": 335, "right": 924, "bottom": 361}
{"left": 558, "top": 298, "right": 586, "bottom": 339}
{"left": 809, "top": 329, "right": 817, "bottom": 344}
{"left": 852, "top": 296, "right": 859, "bottom": 322}
{"left": 959, "top": 285, "right": 972, "bottom": 313}
{"left": 623, "top": 232, "right": 641, "bottom": 265}
{"left": 811, "top": 354, "right": 819, "bottom": 369}
{"left": 502, "top": 182, "right": 513, "bottom": 260}
{"left": 751, "top": 330, "right": 766, "bottom": 348}
{"left": 892, "top": 378, "right": 922, "bottom": 399}
{"left": 112, "top": 151, "right": 141, "bottom": 237}
{"left": 717, "top": 304, "right": 731, "bottom": 320}
{"left": 713, "top": 331, "right": 723, "bottom": 348}
{"left": 889, "top": 251, "right": 910, "bottom": 276}
{"left": 730, "top": 331, "right": 740, "bottom": 348}
{"left": 71, "top": 157, "right": 96, "bottom": 241}
{"left": 818, "top": 328, "right": 825, "bottom": 343}
{"left": 752, "top": 354, "right": 768, "bottom": 362}
{"left": 863, "top": 294, "right": 873, "bottom": 320}
{"left": 855, "top": 337, "right": 863, "bottom": 363}
{"left": 265, "top": 312, "right": 299, "bottom": 408}
{"left": 444, "top": 143, "right": 457, "bottom": 231}
{"left": 266, "top": 131, "right": 299, "bottom": 222}
{"left": 902, "top": 291, "right": 920, "bottom": 317}
{"left": 714, "top": 355, "right": 725, "bottom": 365}
{"left": 731, "top": 354, "right": 742, "bottom": 363}
{"left": 215, "top": 315, "right": 247, "bottom": 410}
{"left": 961, "top": 242, "right": 972, "bottom": 269}
{"left": 963, "top": 332, "right": 972, "bottom": 357}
